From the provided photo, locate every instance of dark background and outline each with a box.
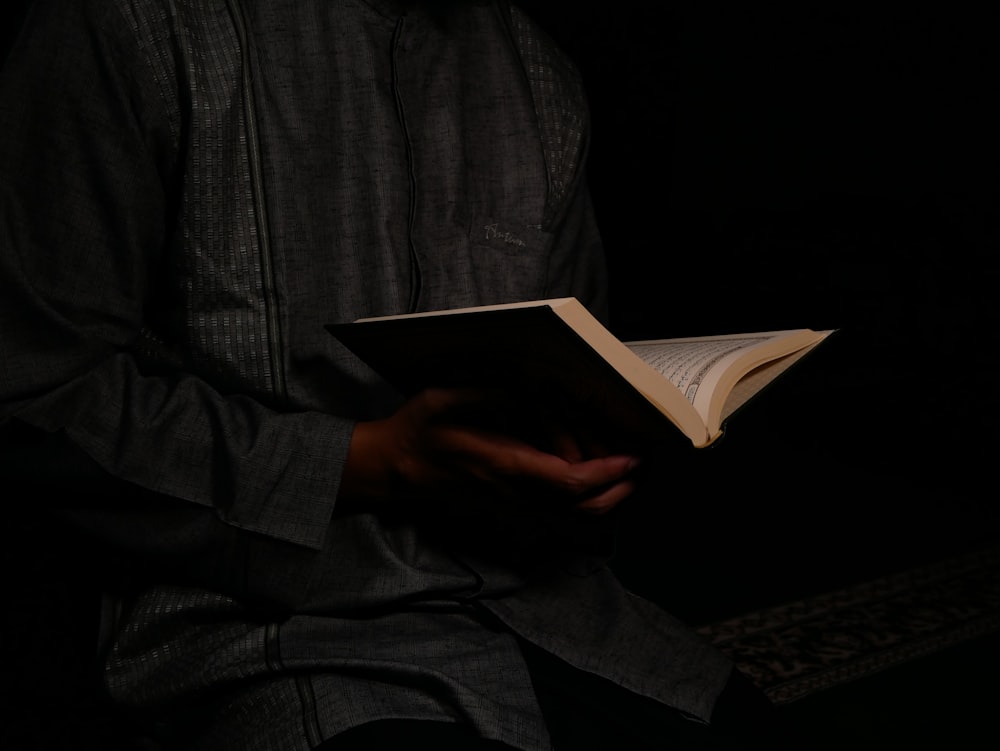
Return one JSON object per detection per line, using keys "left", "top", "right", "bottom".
{"left": 517, "top": 2, "right": 1000, "bottom": 619}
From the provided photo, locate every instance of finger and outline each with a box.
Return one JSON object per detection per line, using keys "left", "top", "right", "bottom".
{"left": 429, "top": 423, "right": 565, "bottom": 478}
{"left": 573, "top": 476, "right": 640, "bottom": 515}
{"left": 550, "top": 454, "right": 641, "bottom": 496}
{"left": 433, "top": 424, "right": 640, "bottom": 497}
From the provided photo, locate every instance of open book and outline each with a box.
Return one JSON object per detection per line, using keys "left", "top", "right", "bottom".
{"left": 326, "top": 297, "right": 835, "bottom": 449}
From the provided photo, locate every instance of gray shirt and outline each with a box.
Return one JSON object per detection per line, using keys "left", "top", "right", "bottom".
{"left": 0, "top": 1, "right": 732, "bottom": 748}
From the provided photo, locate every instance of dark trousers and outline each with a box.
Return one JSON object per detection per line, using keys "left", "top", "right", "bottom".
{"left": 319, "top": 641, "right": 802, "bottom": 750}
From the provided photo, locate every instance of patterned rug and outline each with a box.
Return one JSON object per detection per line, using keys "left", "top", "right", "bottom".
{"left": 696, "top": 543, "right": 1000, "bottom": 704}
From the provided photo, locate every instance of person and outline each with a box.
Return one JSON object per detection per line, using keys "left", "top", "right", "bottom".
{"left": 0, "top": 0, "right": 798, "bottom": 748}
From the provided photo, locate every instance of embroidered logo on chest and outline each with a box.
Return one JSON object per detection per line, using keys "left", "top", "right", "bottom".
{"left": 483, "top": 223, "right": 527, "bottom": 248}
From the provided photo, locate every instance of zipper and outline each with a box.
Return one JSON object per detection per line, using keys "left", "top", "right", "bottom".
{"left": 225, "top": 0, "right": 288, "bottom": 402}
{"left": 390, "top": 15, "right": 422, "bottom": 313}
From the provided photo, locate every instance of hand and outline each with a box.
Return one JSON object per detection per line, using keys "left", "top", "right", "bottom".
{"left": 338, "top": 387, "right": 642, "bottom": 518}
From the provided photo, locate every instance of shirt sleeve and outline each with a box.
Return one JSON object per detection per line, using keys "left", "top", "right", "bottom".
{"left": 0, "top": 0, "right": 348, "bottom": 607}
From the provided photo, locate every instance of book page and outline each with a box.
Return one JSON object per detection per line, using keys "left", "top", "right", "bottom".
{"left": 625, "top": 334, "right": 775, "bottom": 408}
{"left": 720, "top": 344, "right": 817, "bottom": 421}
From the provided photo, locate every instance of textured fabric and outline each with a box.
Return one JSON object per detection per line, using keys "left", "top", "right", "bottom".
{"left": 0, "top": 1, "right": 734, "bottom": 749}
